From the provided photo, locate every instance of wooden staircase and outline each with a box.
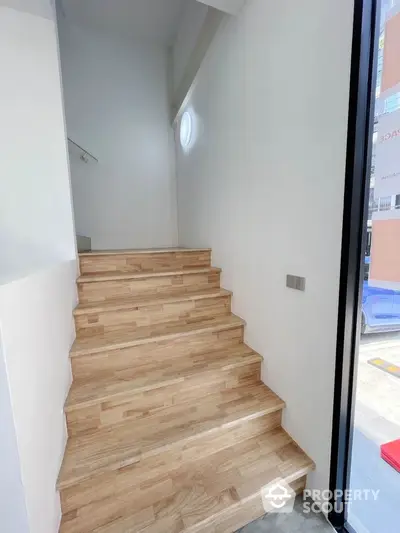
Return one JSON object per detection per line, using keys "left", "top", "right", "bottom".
{"left": 58, "top": 248, "right": 314, "bottom": 533}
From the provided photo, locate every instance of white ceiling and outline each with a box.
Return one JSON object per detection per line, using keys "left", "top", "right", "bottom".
{"left": 60, "top": 0, "right": 188, "bottom": 46}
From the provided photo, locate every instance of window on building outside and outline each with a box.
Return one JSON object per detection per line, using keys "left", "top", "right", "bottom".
{"left": 384, "top": 92, "right": 400, "bottom": 113}
{"left": 379, "top": 196, "right": 392, "bottom": 210}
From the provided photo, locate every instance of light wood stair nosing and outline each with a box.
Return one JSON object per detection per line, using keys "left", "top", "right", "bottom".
{"left": 65, "top": 350, "right": 263, "bottom": 413}
{"left": 57, "top": 386, "right": 286, "bottom": 491}
{"left": 70, "top": 315, "right": 246, "bottom": 358}
{"left": 73, "top": 288, "right": 232, "bottom": 316}
{"left": 79, "top": 248, "right": 212, "bottom": 257}
{"left": 77, "top": 267, "right": 221, "bottom": 284}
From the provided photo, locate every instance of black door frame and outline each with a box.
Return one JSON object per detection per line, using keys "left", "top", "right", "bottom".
{"left": 329, "top": 0, "right": 380, "bottom": 531}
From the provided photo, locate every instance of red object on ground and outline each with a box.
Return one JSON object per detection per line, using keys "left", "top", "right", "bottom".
{"left": 381, "top": 439, "right": 400, "bottom": 472}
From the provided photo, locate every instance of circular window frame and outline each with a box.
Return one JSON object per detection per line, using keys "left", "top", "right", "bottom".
{"left": 180, "top": 111, "right": 193, "bottom": 148}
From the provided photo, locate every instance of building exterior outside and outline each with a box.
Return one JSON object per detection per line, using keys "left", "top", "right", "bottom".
{"left": 369, "top": 0, "right": 400, "bottom": 291}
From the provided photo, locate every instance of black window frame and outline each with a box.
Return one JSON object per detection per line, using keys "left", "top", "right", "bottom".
{"left": 329, "top": 0, "right": 380, "bottom": 531}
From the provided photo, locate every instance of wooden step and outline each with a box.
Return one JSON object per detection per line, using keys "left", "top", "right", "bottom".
{"left": 60, "top": 412, "right": 284, "bottom": 516}
{"left": 74, "top": 289, "right": 231, "bottom": 337}
{"left": 71, "top": 325, "right": 245, "bottom": 381}
{"left": 65, "top": 345, "right": 262, "bottom": 436}
{"left": 58, "top": 247, "right": 314, "bottom": 533}
{"left": 59, "top": 428, "right": 314, "bottom": 533}
{"left": 77, "top": 267, "right": 221, "bottom": 304}
{"left": 74, "top": 288, "right": 230, "bottom": 315}
{"left": 71, "top": 314, "right": 245, "bottom": 357}
{"left": 77, "top": 268, "right": 220, "bottom": 284}
{"left": 67, "top": 355, "right": 261, "bottom": 436}
{"left": 79, "top": 248, "right": 212, "bottom": 275}
{"left": 57, "top": 383, "right": 285, "bottom": 491}
{"left": 66, "top": 345, "right": 260, "bottom": 411}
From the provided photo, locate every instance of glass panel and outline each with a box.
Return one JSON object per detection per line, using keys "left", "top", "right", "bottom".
{"left": 347, "top": 2, "right": 400, "bottom": 532}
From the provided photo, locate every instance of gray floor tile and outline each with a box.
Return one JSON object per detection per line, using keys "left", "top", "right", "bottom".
{"left": 237, "top": 496, "right": 334, "bottom": 533}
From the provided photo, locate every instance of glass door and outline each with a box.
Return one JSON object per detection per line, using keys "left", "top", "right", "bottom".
{"left": 348, "top": 2, "right": 400, "bottom": 531}
{"left": 330, "top": 1, "right": 400, "bottom": 532}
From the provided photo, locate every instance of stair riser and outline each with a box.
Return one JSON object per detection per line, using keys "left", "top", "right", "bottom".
{"left": 75, "top": 295, "right": 231, "bottom": 338}
{"left": 78, "top": 270, "right": 221, "bottom": 304}
{"left": 60, "top": 411, "right": 283, "bottom": 523}
{"left": 190, "top": 476, "right": 306, "bottom": 533}
{"left": 67, "top": 362, "right": 261, "bottom": 437}
{"left": 60, "top": 249, "right": 315, "bottom": 533}
{"left": 79, "top": 251, "right": 211, "bottom": 275}
{"left": 71, "top": 326, "right": 244, "bottom": 380}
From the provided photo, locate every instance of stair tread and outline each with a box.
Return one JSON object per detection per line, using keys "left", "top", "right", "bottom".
{"left": 60, "top": 428, "right": 314, "bottom": 533}
{"left": 57, "top": 383, "right": 285, "bottom": 490}
{"left": 78, "top": 266, "right": 221, "bottom": 283}
{"left": 71, "top": 314, "right": 245, "bottom": 357}
{"left": 66, "top": 344, "right": 261, "bottom": 411}
{"left": 79, "top": 248, "right": 211, "bottom": 257}
{"left": 74, "top": 288, "right": 231, "bottom": 315}
{"left": 60, "top": 249, "right": 314, "bottom": 533}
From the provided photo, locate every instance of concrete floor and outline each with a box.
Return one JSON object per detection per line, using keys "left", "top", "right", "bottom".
{"left": 236, "top": 497, "right": 334, "bottom": 533}
{"left": 349, "top": 333, "right": 400, "bottom": 533}
{"left": 356, "top": 333, "right": 400, "bottom": 444}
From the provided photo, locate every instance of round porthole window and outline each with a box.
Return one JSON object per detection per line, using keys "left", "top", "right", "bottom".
{"left": 180, "top": 111, "right": 193, "bottom": 148}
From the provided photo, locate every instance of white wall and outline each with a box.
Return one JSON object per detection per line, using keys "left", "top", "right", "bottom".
{"left": 0, "top": 261, "right": 77, "bottom": 533}
{"left": 58, "top": 18, "right": 178, "bottom": 250}
{"left": 172, "top": 0, "right": 209, "bottom": 95}
{"left": 196, "top": 0, "right": 247, "bottom": 15}
{"left": 0, "top": 3, "right": 78, "bottom": 532}
{"left": 0, "top": 3, "right": 76, "bottom": 284}
{"left": 0, "top": 336, "right": 30, "bottom": 533}
{"left": 0, "top": 0, "right": 53, "bottom": 19}
{"left": 176, "top": 0, "right": 354, "bottom": 493}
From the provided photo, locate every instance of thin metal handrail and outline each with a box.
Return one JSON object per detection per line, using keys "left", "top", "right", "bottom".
{"left": 68, "top": 138, "right": 98, "bottom": 162}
